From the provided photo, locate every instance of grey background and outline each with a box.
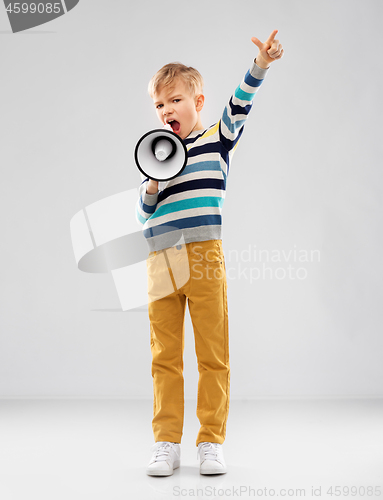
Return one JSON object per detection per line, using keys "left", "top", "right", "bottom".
{"left": 1, "top": 0, "right": 382, "bottom": 399}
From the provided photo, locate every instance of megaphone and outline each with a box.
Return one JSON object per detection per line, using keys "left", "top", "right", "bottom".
{"left": 134, "top": 124, "right": 188, "bottom": 181}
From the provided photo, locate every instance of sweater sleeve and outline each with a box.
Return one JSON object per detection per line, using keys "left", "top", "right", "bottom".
{"left": 135, "top": 178, "right": 159, "bottom": 226}
{"left": 218, "top": 59, "right": 270, "bottom": 152}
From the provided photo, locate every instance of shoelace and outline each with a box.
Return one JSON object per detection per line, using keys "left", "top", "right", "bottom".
{"left": 151, "top": 442, "right": 177, "bottom": 462}
{"left": 197, "top": 442, "right": 220, "bottom": 460}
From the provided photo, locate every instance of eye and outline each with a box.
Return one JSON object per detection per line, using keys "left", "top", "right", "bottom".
{"left": 173, "top": 99, "right": 180, "bottom": 103}
{"left": 156, "top": 104, "right": 163, "bottom": 109}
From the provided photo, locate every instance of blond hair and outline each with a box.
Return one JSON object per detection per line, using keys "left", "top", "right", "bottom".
{"left": 148, "top": 62, "right": 204, "bottom": 99}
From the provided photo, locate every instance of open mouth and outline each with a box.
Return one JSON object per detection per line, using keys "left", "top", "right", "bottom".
{"left": 167, "top": 120, "right": 181, "bottom": 133}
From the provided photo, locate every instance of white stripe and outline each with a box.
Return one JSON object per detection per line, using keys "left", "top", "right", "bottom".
{"left": 232, "top": 94, "right": 253, "bottom": 107}
{"left": 144, "top": 205, "right": 222, "bottom": 228}
{"left": 226, "top": 106, "right": 249, "bottom": 124}
{"left": 157, "top": 188, "right": 225, "bottom": 208}
{"left": 136, "top": 201, "right": 154, "bottom": 220}
{"left": 136, "top": 183, "right": 156, "bottom": 220}
{"left": 185, "top": 142, "right": 229, "bottom": 177}
{"left": 240, "top": 80, "right": 260, "bottom": 94}
{"left": 188, "top": 152, "right": 221, "bottom": 164}
{"left": 186, "top": 146, "right": 228, "bottom": 177}
{"left": 220, "top": 118, "right": 238, "bottom": 142}
{"left": 187, "top": 128, "right": 219, "bottom": 148}
{"left": 168, "top": 169, "right": 223, "bottom": 187}
{"left": 221, "top": 156, "right": 228, "bottom": 177}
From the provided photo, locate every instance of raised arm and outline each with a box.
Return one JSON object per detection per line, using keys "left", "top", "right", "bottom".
{"left": 218, "top": 30, "right": 284, "bottom": 152}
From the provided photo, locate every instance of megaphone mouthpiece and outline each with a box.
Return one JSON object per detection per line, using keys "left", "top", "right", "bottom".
{"left": 154, "top": 138, "right": 174, "bottom": 161}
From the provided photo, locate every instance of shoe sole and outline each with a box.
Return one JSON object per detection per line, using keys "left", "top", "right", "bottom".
{"left": 200, "top": 468, "right": 227, "bottom": 475}
{"left": 146, "top": 460, "right": 180, "bottom": 476}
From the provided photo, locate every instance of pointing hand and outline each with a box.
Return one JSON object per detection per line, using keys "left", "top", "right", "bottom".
{"left": 251, "top": 30, "right": 284, "bottom": 67}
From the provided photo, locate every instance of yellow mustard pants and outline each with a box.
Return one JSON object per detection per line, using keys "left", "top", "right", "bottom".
{"left": 146, "top": 239, "right": 230, "bottom": 447}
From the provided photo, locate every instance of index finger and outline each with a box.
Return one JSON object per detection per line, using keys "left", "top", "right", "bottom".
{"left": 266, "top": 29, "right": 279, "bottom": 44}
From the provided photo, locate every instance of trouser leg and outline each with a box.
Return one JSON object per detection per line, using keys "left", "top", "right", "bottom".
{"left": 187, "top": 240, "right": 230, "bottom": 447}
{"left": 147, "top": 250, "right": 187, "bottom": 443}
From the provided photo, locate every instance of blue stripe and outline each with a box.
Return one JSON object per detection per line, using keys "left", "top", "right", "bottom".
{"left": 222, "top": 107, "right": 246, "bottom": 133}
{"left": 184, "top": 141, "right": 229, "bottom": 177}
{"left": 229, "top": 98, "right": 252, "bottom": 116}
{"left": 219, "top": 120, "right": 244, "bottom": 153}
{"left": 151, "top": 196, "right": 224, "bottom": 219}
{"left": 234, "top": 86, "right": 255, "bottom": 101}
{"left": 178, "top": 160, "right": 221, "bottom": 178}
{"left": 187, "top": 141, "right": 222, "bottom": 158}
{"left": 140, "top": 199, "right": 157, "bottom": 215}
{"left": 221, "top": 165, "right": 227, "bottom": 184}
{"left": 136, "top": 208, "right": 147, "bottom": 224}
{"left": 143, "top": 214, "right": 222, "bottom": 238}
{"left": 219, "top": 143, "right": 229, "bottom": 164}
{"left": 244, "top": 70, "right": 264, "bottom": 88}
{"left": 158, "top": 177, "right": 225, "bottom": 203}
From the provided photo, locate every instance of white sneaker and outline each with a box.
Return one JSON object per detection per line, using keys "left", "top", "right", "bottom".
{"left": 146, "top": 441, "right": 181, "bottom": 476}
{"left": 197, "top": 442, "right": 227, "bottom": 475}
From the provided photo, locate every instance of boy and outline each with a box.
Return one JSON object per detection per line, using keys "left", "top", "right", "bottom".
{"left": 136, "top": 31, "right": 284, "bottom": 476}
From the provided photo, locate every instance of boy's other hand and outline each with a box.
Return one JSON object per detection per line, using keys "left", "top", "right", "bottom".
{"left": 146, "top": 179, "right": 159, "bottom": 194}
{"left": 251, "top": 30, "right": 284, "bottom": 68}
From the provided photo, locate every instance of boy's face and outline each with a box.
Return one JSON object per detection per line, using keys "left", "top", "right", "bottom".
{"left": 153, "top": 78, "right": 204, "bottom": 140}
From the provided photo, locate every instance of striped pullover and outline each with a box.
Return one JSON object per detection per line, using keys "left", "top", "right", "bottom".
{"left": 135, "top": 59, "right": 269, "bottom": 253}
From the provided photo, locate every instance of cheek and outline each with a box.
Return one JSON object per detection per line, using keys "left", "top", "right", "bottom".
{"left": 185, "top": 107, "right": 194, "bottom": 120}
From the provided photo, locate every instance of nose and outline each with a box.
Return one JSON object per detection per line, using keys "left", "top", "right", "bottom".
{"left": 162, "top": 104, "right": 173, "bottom": 116}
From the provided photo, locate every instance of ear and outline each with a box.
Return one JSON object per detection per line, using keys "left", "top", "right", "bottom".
{"left": 195, "top": 94, "right": 205, "bottom": 112}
